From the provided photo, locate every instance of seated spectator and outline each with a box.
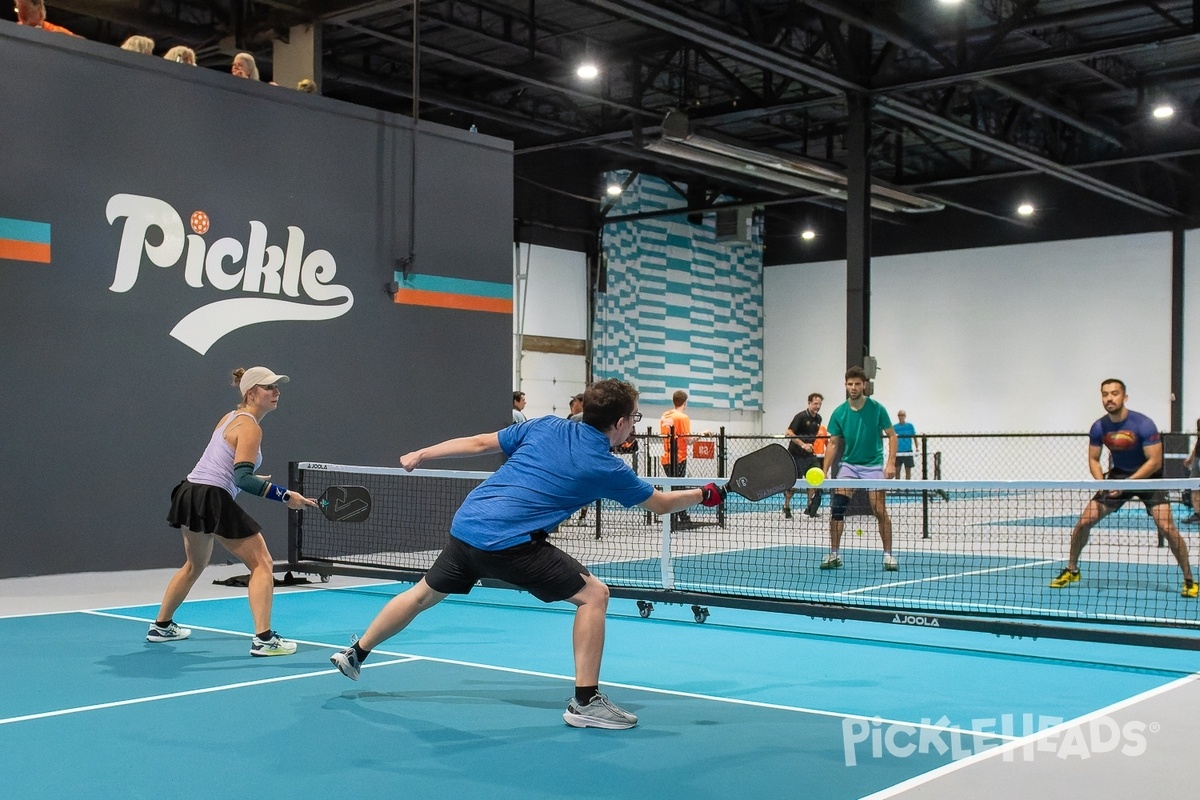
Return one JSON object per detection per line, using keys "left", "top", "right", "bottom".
{"left": 120, "top": 35, "right": 155, "bottom": 54}
{"left": 163, "top": 45, "right": 196, "bottom": 65}
{"left": 15, "top": 0, "right": 79, "bottom": 35}
{"left": 231, "top": 52, "right": 259, "bottom": 80}
{"left": 297, "top": 78, "right": 317, "bottom": 93}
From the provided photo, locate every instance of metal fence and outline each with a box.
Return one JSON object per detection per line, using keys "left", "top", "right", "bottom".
{"left": 617, "top": 428, "right": 1197, "bottom": 482}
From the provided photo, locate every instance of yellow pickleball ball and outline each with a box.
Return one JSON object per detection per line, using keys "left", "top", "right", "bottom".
{"left": 805, "top": 466, "right": 825, "bottom": 487}
{"left": 855, "top": 528, "right": 863, "bottom": 536}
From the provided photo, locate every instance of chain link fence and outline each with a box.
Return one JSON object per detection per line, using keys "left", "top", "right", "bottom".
{"left": 618, "top": 428, "right": 1197, "bottom": 482}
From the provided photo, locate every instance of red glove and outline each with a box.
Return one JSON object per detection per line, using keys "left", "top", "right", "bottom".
{"left": 700, "top": 483, "right": 726, "bottom": 507}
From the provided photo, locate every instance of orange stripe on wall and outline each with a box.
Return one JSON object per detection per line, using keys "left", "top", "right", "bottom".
{"left": 0, "top": 239, "right": 51, "bottom": 263}
{"left": 394, "top": 288, "right": 512, "bottom": 314}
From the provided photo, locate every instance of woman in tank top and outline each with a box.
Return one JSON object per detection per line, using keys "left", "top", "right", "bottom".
{"left": 147, "top": 366, "right": 317, "bottom": 656}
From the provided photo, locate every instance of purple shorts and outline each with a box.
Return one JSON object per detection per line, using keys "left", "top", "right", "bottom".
{"left": 836, "top": 463, "right": 886, "bottom": 480}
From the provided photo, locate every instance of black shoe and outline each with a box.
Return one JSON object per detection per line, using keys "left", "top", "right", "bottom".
{"left": 804, "top": 506, "right": 819, "bottom": 518}
{"left": 1184, "top": 514, "right": 1200, "bottom": 524}
{"left": 782, "top": 507, "right": 792, "bottom": 519}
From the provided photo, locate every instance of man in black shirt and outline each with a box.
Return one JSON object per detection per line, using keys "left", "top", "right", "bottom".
{"left": 782, "top": 393, "right": 823, "bottom": 518}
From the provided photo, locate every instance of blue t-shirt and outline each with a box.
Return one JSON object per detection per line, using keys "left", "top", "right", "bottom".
{"left": 893, "top": 422, "right": 916, "bottom": 454}
{"left": 1089, "top": 410, "right": 1160, "bottom": 475}
{"left": 452, "top": 416, "right": 655, "bottom": 550}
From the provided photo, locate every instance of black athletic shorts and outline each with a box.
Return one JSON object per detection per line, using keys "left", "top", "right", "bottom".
{"left": 1093, "top": 470, "right": 1167, "bottom": 511}
{"left": 895, "top": 455, "right": 915, "bottom": 469}
{"left": 791, "top": 452, "right": 821, "bottom": 475}
{"left": 425, "top": 532, "right": 590, "bottom": 602}
{"left": 167, "top": 480, "right": 262, "bottom": 539}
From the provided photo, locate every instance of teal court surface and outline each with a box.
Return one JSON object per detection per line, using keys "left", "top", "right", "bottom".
{"left": 2, "top": 578, "right": 1198, "bottom": 799}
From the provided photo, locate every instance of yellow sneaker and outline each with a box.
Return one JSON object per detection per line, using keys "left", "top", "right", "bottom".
{"left": 1183, "top": 580, "right": 1198, "bottom": 599}
{"left": 1049, "top": 568, "right": 1080, "bottom": 588}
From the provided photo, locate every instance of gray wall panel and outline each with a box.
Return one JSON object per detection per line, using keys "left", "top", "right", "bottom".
{"left": 0, "top": 24, "right": 513, "bottom": 577}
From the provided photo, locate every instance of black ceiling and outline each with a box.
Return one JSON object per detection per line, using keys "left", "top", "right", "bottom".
{"left": 25, "top": 0, "right": 1200, "bottom": 261}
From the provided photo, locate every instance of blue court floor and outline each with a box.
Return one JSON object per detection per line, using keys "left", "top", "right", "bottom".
{"left": 1, "top": 581, "right": 1197, "bottom": 799}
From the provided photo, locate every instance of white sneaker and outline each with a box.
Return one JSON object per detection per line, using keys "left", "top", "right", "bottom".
{"left": 819, "top": 553, "right": 843, "bottom": 570}
{"left": 147, "top": 622, "right": 191, "bottom": 642}
{"left": 883, "top": 553, "right": 899, "bottom": 571}
{"left": 330, "top": 646, "right": 361, "bottom": 680}
{"left": 250, "top": 632, "right": 297, "bottom": 656}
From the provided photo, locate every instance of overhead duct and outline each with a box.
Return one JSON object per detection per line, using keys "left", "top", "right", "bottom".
{"left": 645, "top": 110, "right": 944, "bottom": 214}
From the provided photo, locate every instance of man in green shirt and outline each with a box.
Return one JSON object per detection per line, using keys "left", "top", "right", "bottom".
{"left": 820, "top": 366, "right": 898, "bottom": 571}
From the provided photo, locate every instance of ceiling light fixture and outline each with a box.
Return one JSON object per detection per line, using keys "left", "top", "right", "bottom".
{"left": 1017, "top": 202, "right": 1035, "bottom": 216}
{"left": 606, "top": 183, "right": 623, "bottom": 196}
{"left": 577, "top": 63, "right": 599, "bottom": 80}
{"left": 1152, "top": 103, "right": 1175, "bottom": 120}
{"left": 646, "top": 111, "right": 944, "bottom": 214}
{"left": 801, "top": 230, "right": 816, "bottom": 240}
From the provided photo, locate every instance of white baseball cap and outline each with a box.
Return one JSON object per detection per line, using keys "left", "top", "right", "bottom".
{"left": 239, "top": 366, "right": 290, "bottom": 395}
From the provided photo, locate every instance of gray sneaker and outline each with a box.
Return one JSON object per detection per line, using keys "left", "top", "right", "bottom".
{"left": 330, "top": 647, "right": 361, "bottom": 680}
{"left": 146, "top": 622, "right": 191, "bottom": 642}
{"left": 563, "top": 693, "right": 638, "bottom": 730}
{"left": 249, "top": 632, "right": 297, "bottom": 657}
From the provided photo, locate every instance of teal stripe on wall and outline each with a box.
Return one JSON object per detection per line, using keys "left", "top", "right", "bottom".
{"left": 0, "top": 217, "right": 51, "bottom": 244}
{"left": 394, "top": 271, "right": 510, "bottom": 299}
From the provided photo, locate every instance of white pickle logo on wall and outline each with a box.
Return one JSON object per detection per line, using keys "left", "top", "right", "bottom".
{"left": 106, "top": 194, "right": 354, "bottom": 354}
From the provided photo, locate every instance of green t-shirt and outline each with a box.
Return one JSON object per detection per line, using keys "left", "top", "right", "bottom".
{"left": 827, "top": 397, "right": 893, "bottom": 467}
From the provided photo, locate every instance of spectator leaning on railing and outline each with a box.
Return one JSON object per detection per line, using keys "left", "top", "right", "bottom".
{"left": 15, "top": 0, "right": 79, "bottom": 35}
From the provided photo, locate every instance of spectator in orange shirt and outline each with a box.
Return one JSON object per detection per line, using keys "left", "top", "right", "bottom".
{"left": 15, "top": 0, "right": 79, "bottom": 35}
{"left": 660, "top": 390, "right": 693, "bottom": 528}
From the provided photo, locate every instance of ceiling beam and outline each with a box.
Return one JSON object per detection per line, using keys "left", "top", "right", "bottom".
{"left": 579, "top": 0, "right": 1181, "bottom": 217}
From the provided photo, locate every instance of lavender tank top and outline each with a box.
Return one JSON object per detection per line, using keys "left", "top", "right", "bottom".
{"left": 186, "top": 411, "right": 262, "bottom": 497}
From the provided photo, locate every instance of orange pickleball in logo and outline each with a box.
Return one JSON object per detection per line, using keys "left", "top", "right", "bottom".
{"left": 190, "top": 211, "right": 210, "bottom": 234}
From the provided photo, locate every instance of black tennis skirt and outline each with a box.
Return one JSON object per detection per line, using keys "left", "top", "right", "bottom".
{"left": 167, "top": 480, "right": 261, "bottom": 540}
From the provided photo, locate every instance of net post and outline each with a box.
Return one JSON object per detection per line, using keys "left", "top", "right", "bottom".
{"left": 659, "top": 506, "right": 675, "bottom": 591}
{"left": 921, "top": 486, "right": 931, "bottom": 539}
{"left": 717, "top": 426, "right": 727, "bottom": 528}
{"left": 643, "top": 425, "right": 654, "bottom": 526}
{"left": 591, "top": 499, "right": 602, "bottom": 540}
{"left": 287, "top": 460, "right": 301, "bottom": 564}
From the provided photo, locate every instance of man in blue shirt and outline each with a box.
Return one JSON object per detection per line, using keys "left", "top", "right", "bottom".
{"left": 1050, "top": 379, "right": 1195, "bottom": 596}
{"left": 892, "top": 410, "right": 917, "bottom": 480}
{"left": 330, "top": 379, "right": 726, "bottom": 729}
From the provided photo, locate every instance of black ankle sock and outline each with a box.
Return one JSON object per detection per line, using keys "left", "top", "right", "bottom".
{"left": 256, "top": 630, "right": 273, "bottom": 641}
{"left": 575, "top": 685, "right": 599, "bottom": 705}
{"left": 155, "top": 619, "right": 172, "bottom": 628}
{"left": 352, "top": 642, "right": 370, "bottom": 663}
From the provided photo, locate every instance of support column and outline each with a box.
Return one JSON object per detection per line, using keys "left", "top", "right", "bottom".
{"left": 272, "top": 23, "right": 322, "bottom": 91}
{"left": 1171, "top": 227, "right": 1184, "bottom": 432}
{"left": 844, "top": 90, "right": 872, "bottom": 374}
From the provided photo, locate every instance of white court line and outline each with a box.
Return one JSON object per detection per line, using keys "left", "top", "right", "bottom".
{"left": 858, "top": 671, "right": 1200, "bottom": 800}
{"left": 0, "top": 657, "right": 416, "bottom": 726}
{"left": 837, "top": 559, "right": 1056, "bottom": 596}
{"left": 2, "top": 611, "right": 1020, "bottom": 740}
{"left": 0, "top": 578, "right": 407, "bottom": 621}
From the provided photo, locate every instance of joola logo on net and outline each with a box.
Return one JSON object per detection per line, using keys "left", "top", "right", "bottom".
{"left": 106, "top": 194, "right": 354, "bottom": 355}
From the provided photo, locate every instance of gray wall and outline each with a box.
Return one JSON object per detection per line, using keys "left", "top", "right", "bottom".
{"left": 0, "top": 25, "right": 513, "bottom": 577}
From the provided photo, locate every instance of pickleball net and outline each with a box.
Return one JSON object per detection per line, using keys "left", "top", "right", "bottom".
{"left": 289, "top": 462, "right": 1200, "bottom": 647}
